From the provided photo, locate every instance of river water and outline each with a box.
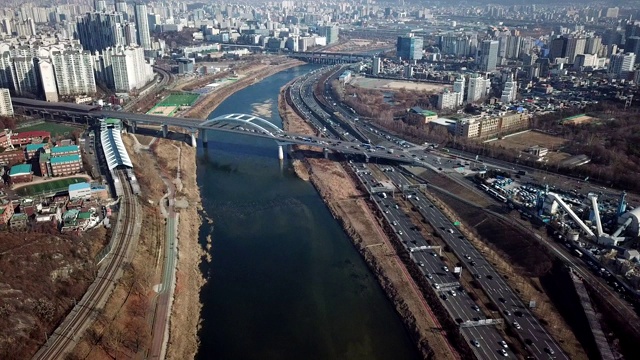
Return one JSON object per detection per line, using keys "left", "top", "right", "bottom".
{"left": 195, "top": 64, "right": 420, "bottom": 360}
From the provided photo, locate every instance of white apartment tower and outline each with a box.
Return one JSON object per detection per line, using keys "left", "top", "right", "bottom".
{"left": 107, "top": 46, "right": 153, "bottom": 92}
{"left": 0, "top": 88, "right": 13, "bottom": 116}
{"left": 52, "top": 50, "right": 96, "bottom": 96}
{"left": 500, "top": 75, "right": 518, "bottom": 103}
{"left": 372, "top": 56, "right": 382, "bottom": 75}
{"left": 467, "top": 73, "right": 489, "bottom": 103}
{"left": 134, "top": 3, "right": 152, "bottom": 50}
{"left": 453, "top": 76, "right": 465, "bottom": 105}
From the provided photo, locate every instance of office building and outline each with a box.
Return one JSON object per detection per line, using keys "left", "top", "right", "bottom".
{"left": 134, "top": 3, "right": 152, "bottom": 50}
{"left": 397, "top": 34, "right": 423, "bottom": 60}
{"left": 564, "top": 36, "right": 586, "bottom": 63}
{"left": 479, "top": 40, "right": 499, "bottom": 72}
{"left": 0, "top": 88, "right": 12, "bottom": 116}
{"left": 467, "top": 73, "right": 489, "bottom": 102}
{"left": 548, "top": 36, "right": 566, "bottom": 61}
{"left": 52, "top": 50, "right": 96, "bottom": 96}
{"left": 574, "top": 54, "right": 598, "bottom": 69}
{"left": 626, "top": 37, "right": 640, "bottom": 63}
{"left": 372, "top": 56, "right": 382, "bottom": 75}
{"left": 608, "top": 53, "right": 636, "bottom": 76}
{"left": 77, "top": 12, "right": 126, "bottom": 52}
{"left": 585, "top": 36, "right": 602, "bottom": 55}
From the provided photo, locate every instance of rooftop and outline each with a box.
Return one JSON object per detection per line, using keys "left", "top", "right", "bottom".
{"left": 410, "top": 106, "right": 437, "bottom": 116}
{"left": 9, "top": 164, "right": 31, "bottom": 176}
{"left": 51, "top": 145, "right": 79, "bottom": 154}
{"left": 69, "top": 182, "right": 90, "bottom": 191}
{"left": 50, "top": 154, "right": 80, "bottom": 165}
{"left": 25, "top": 143, "right": 46, "bottom": 152}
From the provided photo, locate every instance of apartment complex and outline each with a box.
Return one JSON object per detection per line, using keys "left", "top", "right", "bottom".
{"left": 96, "top": 45, "right": 154, "bottom": 92}
{"left": 455, "top": 112, "right": 530, "bottom": 139}
{"left": 52, "top": 49, "right": 96, "bottom": 96}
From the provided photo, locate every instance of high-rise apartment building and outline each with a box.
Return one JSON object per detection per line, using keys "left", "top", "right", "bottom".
{"left": 467, "top": 73, "right": 489, "bottom": 102}
{"left": 585, "top": 36, "right": 602, "bottom": 55}
{"left": 115, "top": 0, "right": 129, "bottom": 21}
{"left": 51, "top": 50, "right": 96, "bottom": 96}
{"left": 479, "top": 40, "right": 499, "bottom": 72}
{"left": 0, "top": 88, "right": 13, "bottom": 116}
{"left": 564, "top": 36, "right": 586, "bottom": 63}
{"left": 99, "top": 46, "right": 153, "bottom": 92}
{"left": 397, "top": 34, "right": 423, "bottom": 60}
{"left": 320, "top": 25, "right": 339, "bottom": 44}
{"left": 134, "top": 3, "right": 152, "bottom": 50}
{"left": 453, "top": 76, "right": 465, "bottom": 105}
{"left": 500, "top": 75, "right": 517, "bottom": 103}
{"left": 12, "top": 57, "right": 39, "bottom": 96}
{"left": 77, "top": 12, "right": 126, "bottom": 52}
{"left": 0, "top": 52, "right": 15, "bottom": 90}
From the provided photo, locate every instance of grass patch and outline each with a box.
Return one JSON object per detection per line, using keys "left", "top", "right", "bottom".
{"left": 158, "top": 93, "right": 199, "bottom": 107}
{"left": 18, "top": 177, "right": 87, "bottom": 196}
{"left": 18, "top": 122, "right": 79, "bottom": 138}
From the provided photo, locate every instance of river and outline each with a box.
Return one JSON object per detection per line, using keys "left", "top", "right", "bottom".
{"left": 195, "top": 64, "right": 421, "bottom": 360}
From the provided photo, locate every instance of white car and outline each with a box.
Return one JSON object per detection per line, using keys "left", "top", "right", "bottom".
{"left": 500, "top": 348, "right": 508, "bottom": 357}
{"left": 499, "top": 340, "right": 508, "bottom": 348}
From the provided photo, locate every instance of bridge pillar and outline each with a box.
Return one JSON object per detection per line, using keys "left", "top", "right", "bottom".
{"left": 130, "top": 121, "right": 136, "bottom": 134}
{"left": 199, "top": 129, "right": 208, "bottom": 147}
{"left": 278, "top": 145, "right": 284, "bottom": 160}
{"left": 323, "top": 148, "right": 329, "bottom": 159}
{"left": 190, "top": 132, "right": 197, "bottom": 148}
{"left": 162, "top": 124, "right": 168, "bottom": 138}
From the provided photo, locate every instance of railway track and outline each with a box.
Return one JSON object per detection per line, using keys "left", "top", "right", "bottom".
{"left": 32, "top": 169, "right": 140, "bottom": 360}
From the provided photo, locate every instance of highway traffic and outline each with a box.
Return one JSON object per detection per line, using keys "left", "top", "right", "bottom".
{"left": 351, "top": 162, "right": 517, "bottom": 360}
{"left": 382, "top": 168, "right": 567, "bottom": 359}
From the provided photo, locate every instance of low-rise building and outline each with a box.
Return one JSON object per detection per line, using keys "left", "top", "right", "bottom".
{"left": 407, "top": 106, "right": 438, "bottom": 124}
{"left": 454, "top": 111, "right": 530, "bottom": 139}
{"left": 69, "top": 182, "right": 91, "bottom": 200}
{"left": 9, "top": 213, "right": 28, "bottom": 229}
{"left": 437, "top": 90, "right": 462, "bottom": 110}
{"left": 10, "top": 130, "right": 50, "bottom": 147}
{"left": 9, "top": 163, "right": 32, "bottom": 183}
{"left": 24, "top": 143, "right": 47, "bottom": 160}
{"left": 0, "top": 149, "right": 26, "bottom": 166}
{"left": 50, "top": 145, "right": 80, "bottom": 157}
{"left": 50, "top": 154, "right": 82, "bottom": 176}
{"left": 527, "top": 145, "right": 549, "bottom": 157}
{"left": 39, "top": 152, "right": 51, "bottom": 177}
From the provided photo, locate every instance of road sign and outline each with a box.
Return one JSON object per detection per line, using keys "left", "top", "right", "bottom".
{"left": 454, "top": 267, "right": 462, "bottom": 274}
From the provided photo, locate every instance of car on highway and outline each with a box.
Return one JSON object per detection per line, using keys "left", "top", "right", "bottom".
{"left": 472, "top": 305, "right": 480, "bottom": 311}
{"left": 419, "top": 261, "right": 425, "bottom": 267}
{"left": 426, "top": 273, "right": 433, "bottom": 279}
{"left": 398, "top": 230, "right": 403, "bottom": 235}
{"left": 499, "top": 297, "right": 506, "bottom": 303}
{"left": 512, "top": 321, "right": 521, "bottom": 329}
{"left": 503, "top": 310, "right": 511, "bottom": 316}
{"left": 545, "top": 347, "right": 555, "bottom": 355}
{"left": 442, "top": 266, "right": 449, "bottom": 272}
{"left": 471, "top": 339, "right": 480, "bottom": 347}
{"left": 499, "top": 340, "right": 508, "bottom": 348}
{"left": 499, "top": 348, "right": 509, "bottom": 357}
{"left": 449, "top": 290, "right": 457, "bottom": 297}
{"left": 447, "top": 228, "right": 454, "bottom": 233}
{"left": 441, "top": 294, "right": 448, "bottom": 300}
{"left": 464, "top": 254, "right": 471, "bottom": 259}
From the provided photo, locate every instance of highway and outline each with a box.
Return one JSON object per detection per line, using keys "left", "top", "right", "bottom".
{"left": 32, "top": 170, "right": 141, "bottom": 360}
{"left": 382, "top": 168, "right": 567, "bottom": 360}
{"left": 351, "top": 163, "right": 516, "bottom": 360}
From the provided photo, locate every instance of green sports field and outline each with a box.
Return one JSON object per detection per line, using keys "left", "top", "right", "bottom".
{"left": 158, "top": 93, "right": 199, "bottom": 106}
{"left": 17, "top": 177, "right": 87, "bottom": 196}
{"left": 17, "top": 122, "right": 79, "bottom": 138}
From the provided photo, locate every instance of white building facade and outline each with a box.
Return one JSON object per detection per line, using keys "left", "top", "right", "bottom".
{"left": 52, "top": 50, "right": 96, "bottom": 96}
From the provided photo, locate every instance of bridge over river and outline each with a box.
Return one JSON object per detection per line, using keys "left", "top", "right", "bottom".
{"left": 12, "top": 98, "right": 417, "bottom": 164}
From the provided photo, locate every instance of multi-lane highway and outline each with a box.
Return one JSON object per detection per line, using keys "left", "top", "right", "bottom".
{"left": 351, "top": 163, "right": 517, "bottom": 360}
{"left": 382, "top": 168, "right": 567, "bottom": 359}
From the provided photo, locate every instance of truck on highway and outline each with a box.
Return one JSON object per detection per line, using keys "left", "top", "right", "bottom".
{"left": 518, "top": 170, "right": 527, "bottom": 175}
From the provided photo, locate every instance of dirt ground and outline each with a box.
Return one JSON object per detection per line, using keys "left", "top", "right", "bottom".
{"left": 490, "top": 130, "right": 570, "bottom": 163}
{"left": 280, "top": 85, "right": 458, "bottom": 360}
{"left": 67, "top": 135, "right": 204, "bottom": 360}
{"left": 183, "top": 59, "right": 303, "bottom": 119}
{"left": 350, "top": 77, "right": 449, "bottom": 93}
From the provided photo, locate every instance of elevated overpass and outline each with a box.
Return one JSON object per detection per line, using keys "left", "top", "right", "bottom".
{"left": 12, "top": 98, "right": 418, "bottom": 164}
{"left": 287, "top": 52, "right": 371, "bottom": 64}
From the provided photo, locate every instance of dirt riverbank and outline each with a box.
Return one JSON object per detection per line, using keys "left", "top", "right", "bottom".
{"left": 183, "top": 58, "right": 303, "bottom": 119}
{"left": 279, "top": 87, "right": 458, "bottom": 360}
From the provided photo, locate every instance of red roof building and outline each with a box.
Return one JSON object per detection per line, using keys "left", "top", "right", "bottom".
{"left": 11, "top": 130, "right": 51, "bottom": 147}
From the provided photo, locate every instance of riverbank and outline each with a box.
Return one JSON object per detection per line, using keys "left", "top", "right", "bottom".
{"left": 279, "top": 87, "right": 458, "bottom": 360}
{"left": 183, "top": 58, "right": 304, "bottom": 119}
